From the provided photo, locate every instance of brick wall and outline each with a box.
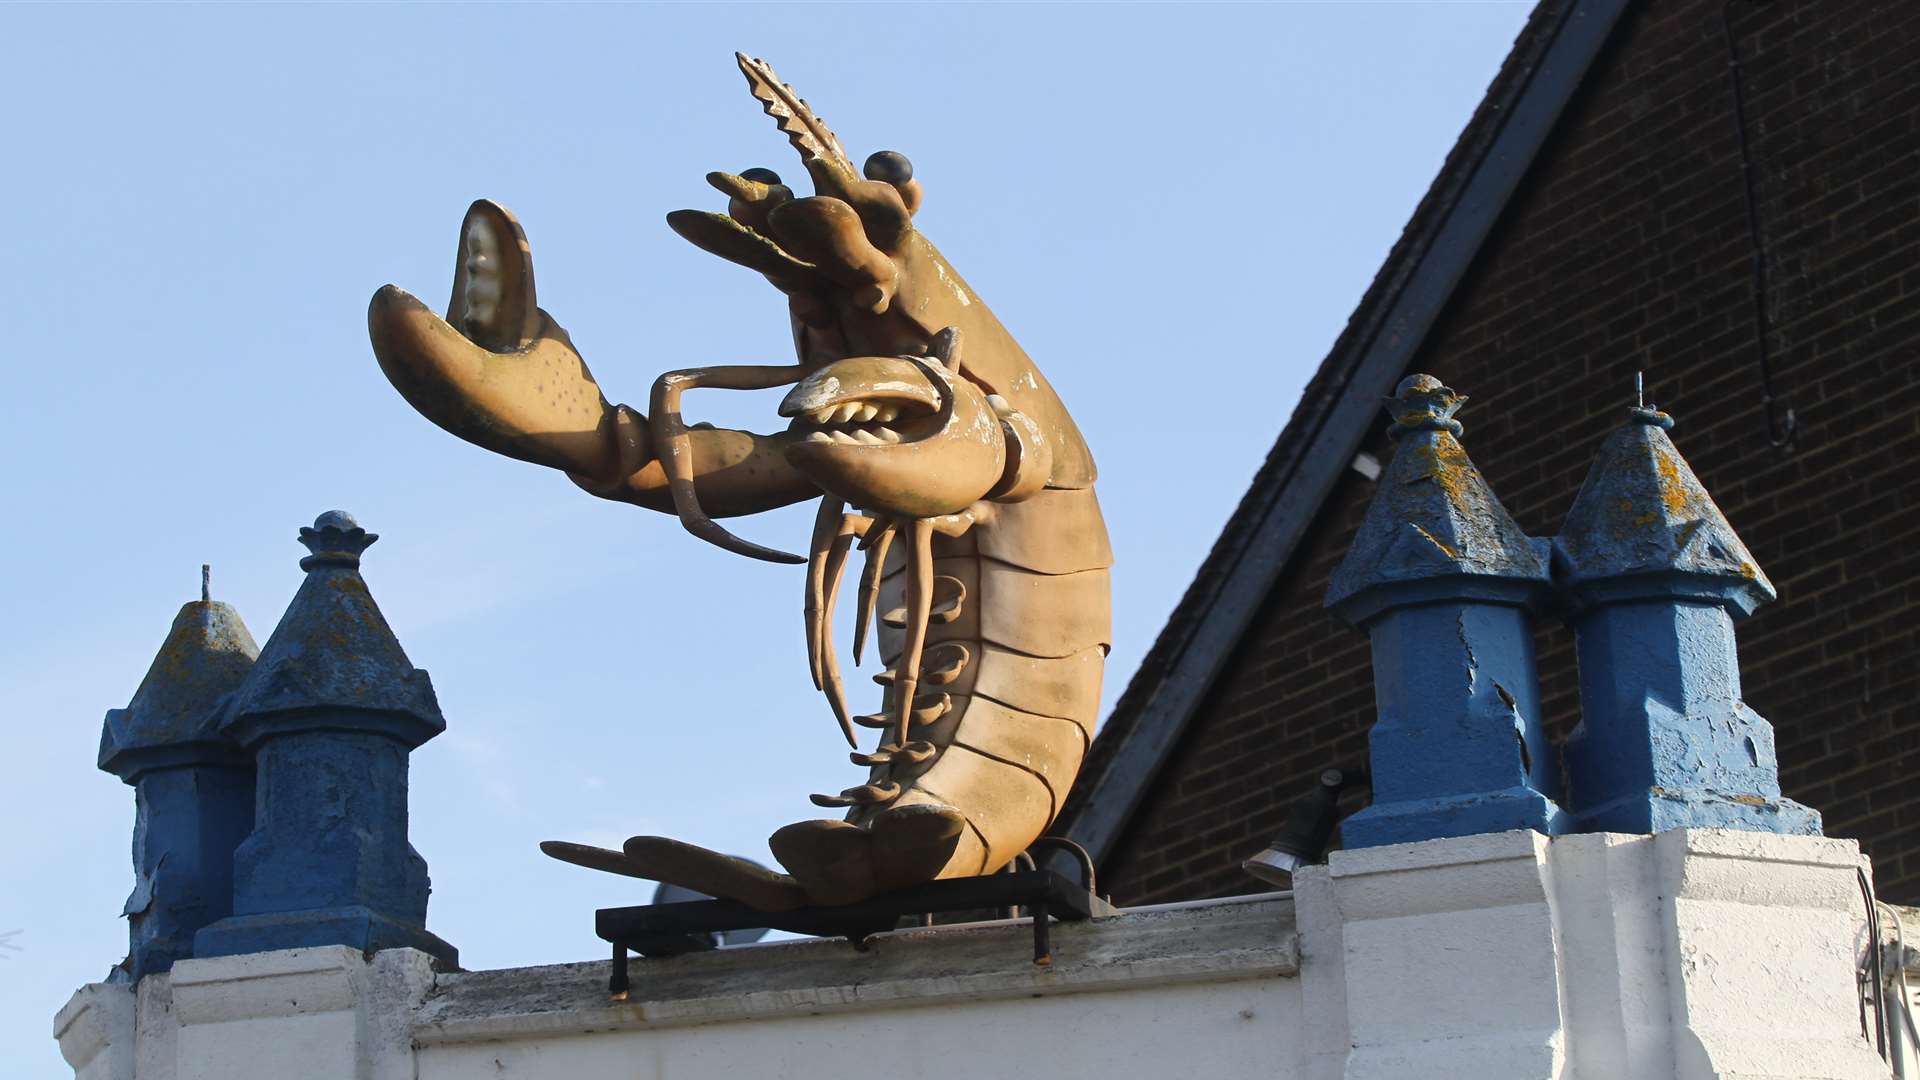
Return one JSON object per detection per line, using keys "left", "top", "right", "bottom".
{"left": 1101, "top": 0, "right": 1920, "bottom": 905}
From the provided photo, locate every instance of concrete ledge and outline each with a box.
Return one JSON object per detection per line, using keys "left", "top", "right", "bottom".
{"left": 1327, "top": 829, "right": 1552, "bottom": 919}
{"left": 170, "top": 945, "right": 365, "bottom": 1025}
{"left": 413, "top": 894, "right": 1298, "bottom": 1046}
{"left": 54, "top": 983, "right": 135, "bottom": 1079}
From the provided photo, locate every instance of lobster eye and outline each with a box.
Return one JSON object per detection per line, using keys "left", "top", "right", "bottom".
{"left": 741, "top": 167, "right": 782, "bottom": 185}
{"left": 863, "top": 151, "right": 913, "bottom": 185}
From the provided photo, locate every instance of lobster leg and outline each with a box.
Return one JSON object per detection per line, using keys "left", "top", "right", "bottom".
{"left": 649, "top": 363, "right": 814, "bottom": 564}
{"left": 891, "top": 518, "right": 937, "bottom": 750}
{"left": 805, "top": 502, "right": 868, "bottom": 748}
{"left": 852, "top": 518, "right": 896, "bottom": 665}
{"left": 804, "top": 497, "right": 847, "bottom": 691}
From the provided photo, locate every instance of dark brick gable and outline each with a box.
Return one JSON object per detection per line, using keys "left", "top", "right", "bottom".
{"left": 1085, "top": 0, "right": 1920, "bottom": 905}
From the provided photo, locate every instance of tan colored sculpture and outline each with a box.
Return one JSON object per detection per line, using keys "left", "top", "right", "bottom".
{"left": 368, "top": 54, "right": 1109, "bottom": 911}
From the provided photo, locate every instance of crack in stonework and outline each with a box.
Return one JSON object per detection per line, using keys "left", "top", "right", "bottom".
{"left": 1457, "top": 610, "right": 1478, "bottom": 691}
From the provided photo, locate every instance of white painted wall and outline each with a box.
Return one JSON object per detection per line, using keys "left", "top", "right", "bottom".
{"left": 422, "top": 980, "right": 1299, "bottom": 1080}
{"left": 411, "top": 895, "right": 1300, "bottom": 1080}
{"left": 57, "top": 830, "right": 1894, "bottom": 1080}
{"left": 1297, "top": 828, "right": 1889, "bottom": 1080}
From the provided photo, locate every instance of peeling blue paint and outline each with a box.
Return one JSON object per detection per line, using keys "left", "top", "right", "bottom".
{"left": 97, "top": 598, "right": 258, "bottom": 982}
{"left": 1554, "top": 406, "right": 1819, "bottom": 836}
{"left": 1327, "top": 375, "right": 1568, "bottom": 848}
{"left": 193, "top": 512, "right": 457, "bottom": 966}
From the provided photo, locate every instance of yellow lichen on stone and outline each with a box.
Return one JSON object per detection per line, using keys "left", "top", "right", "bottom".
{"left": 1653, "top": 446, "right": 1689, "bottom": 515}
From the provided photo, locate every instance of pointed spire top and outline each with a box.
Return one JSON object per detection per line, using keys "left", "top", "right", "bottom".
{"left": 1385, "top": 374, "right": 1467, "bottom": 437}
{"left": 1327, "top": 375, "right": 1548, "bottom": 625}
{"left": 99, "top": 587, "right": 259, "bottom": 781}
{"left": 1627, "top": 371, "right": 1676, "bottom": 431}
{"left": 1554, "top": 400, "right": 1775, "bottom": 617}
{"left": 299, "top": 510, "right": 377, "bottom": 571}
{"left": 222, "top": 511, "right": 442, "bottom": 748}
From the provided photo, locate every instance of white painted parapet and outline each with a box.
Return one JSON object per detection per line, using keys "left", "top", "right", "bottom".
{"left": 57, "top": 896, "right": 1300, "bottom": 1080}
{"left": 1296, "top": 828, "right": 1888, "bottom": 1080}
{"left": 56, "top": 830, "right": 1889, "bottom": 1079}
{"left": 170, "top": 946, "right": 435, "bottom": 1080}
{"left": 54, "top": 983, "right": 135, "bottom": 1080}
{"left": 416, "top": 896, "right": 1298, "bottom": 1079}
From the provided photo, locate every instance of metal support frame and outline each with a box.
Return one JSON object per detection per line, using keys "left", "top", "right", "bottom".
{"left": 598, "top": 869, "right": 1116, "bottom": 998}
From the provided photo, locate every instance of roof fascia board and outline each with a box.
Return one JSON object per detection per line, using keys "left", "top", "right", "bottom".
{"left": 1061, "top": 0, "right": 1634, "bottom": 868}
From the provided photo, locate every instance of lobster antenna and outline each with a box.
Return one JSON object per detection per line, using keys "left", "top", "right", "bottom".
{"left": 736, "top": 53, "right": 852, "bottom": 171}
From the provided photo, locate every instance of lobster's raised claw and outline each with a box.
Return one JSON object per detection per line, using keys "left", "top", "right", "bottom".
{"left": 369, "top": 200, "right": 621, "bottom": 481}
{"left": 446, "top": 198, "right": 539, "bottom": 350}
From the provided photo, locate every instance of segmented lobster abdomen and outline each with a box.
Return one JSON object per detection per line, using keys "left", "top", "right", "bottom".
{"left": 862, "top": 487, "right": 1111, "bottom": 875}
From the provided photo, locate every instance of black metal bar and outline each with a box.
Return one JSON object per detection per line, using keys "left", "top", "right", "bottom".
{"left": 609, "top": 941, "right": 629, "bottom": 999}
{"left": 1025, "top": 836, "right": 1099, "bottom": 899}
{"left": 1032, "top": 900, "right": 1052, "bottom": 967}
{"left": 1001, "top": 853, "right": 1037, "bottom": 919}
{"left": 597, "top": 870, "right": 1096, "bottom": 960}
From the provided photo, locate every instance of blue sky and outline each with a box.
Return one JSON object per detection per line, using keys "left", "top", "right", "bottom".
{"left": 1, "top": 2, "right": 1530, "bottom": 1072}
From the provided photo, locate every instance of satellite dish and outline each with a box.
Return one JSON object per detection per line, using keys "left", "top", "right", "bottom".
{"left": 651, "top": 863, "right": 771, "bottom": 947}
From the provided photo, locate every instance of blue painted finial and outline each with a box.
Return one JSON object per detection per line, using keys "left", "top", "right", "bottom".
{"left": 98, "top": 581, "right": 258, "bottom": 981}
{"left": 1554, "top": 391, "right": 1817, "bottom": 835}
{"left": 1326, "top": 375, "right": 1567, "bottom": 848}
{"left": 1556, "top": 393, "right": 1774, "bottom": 617}
{"left": 193, "top": 511, "right": 457, "bottom": 966}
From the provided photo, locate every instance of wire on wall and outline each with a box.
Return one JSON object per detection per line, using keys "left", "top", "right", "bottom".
{"left": 1719, "top": 0, "right": 1800, "bottom": 453}
{"left": 1859, "top": 867, "right": 1888, "bottom": 1057}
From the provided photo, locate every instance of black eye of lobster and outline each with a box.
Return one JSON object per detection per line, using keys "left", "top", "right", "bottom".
{"left": 863, "top": 151, "right": 913, "bottom": 185}
{"left": 740, "top": 167, "right": 782, "bottom": 185}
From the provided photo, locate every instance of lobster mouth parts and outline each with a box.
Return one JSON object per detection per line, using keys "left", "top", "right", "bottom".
{"left": 779, "top": 355, "right": 944, "bottom": 449}
{"left": 788, "top": 398, "right": 930, "bottom": 446}
{"left": 778, "top": 344, "right": 1007, "bottom": 526}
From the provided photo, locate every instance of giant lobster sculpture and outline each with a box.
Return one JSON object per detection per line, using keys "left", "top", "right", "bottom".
{"left": 369, "top": 54, "right": 1109, "bottom": 911}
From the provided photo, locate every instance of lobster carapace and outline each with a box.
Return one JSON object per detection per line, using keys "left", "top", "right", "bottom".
{"left": 368, "top": 54, "right": 1110, "bottom": 911}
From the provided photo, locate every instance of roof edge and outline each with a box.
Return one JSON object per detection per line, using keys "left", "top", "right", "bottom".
{"left": 1056, "top": 0, "right": 1636, "bottom": 870}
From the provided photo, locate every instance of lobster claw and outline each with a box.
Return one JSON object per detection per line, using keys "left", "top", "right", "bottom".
{"left": 369, "top": 200, "right": 621, "bottom": 481}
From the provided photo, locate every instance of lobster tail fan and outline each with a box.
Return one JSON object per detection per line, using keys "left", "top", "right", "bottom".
{"left": 735, "top": 53, "right": 854, "bottom": 174}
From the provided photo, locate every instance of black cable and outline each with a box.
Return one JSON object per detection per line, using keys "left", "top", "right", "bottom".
{"left": 1720, "top": 0, "right": 1800, "bottom": 453}
{"left": 1862, "top": 866, "right": 1889, "bottom": 1059}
